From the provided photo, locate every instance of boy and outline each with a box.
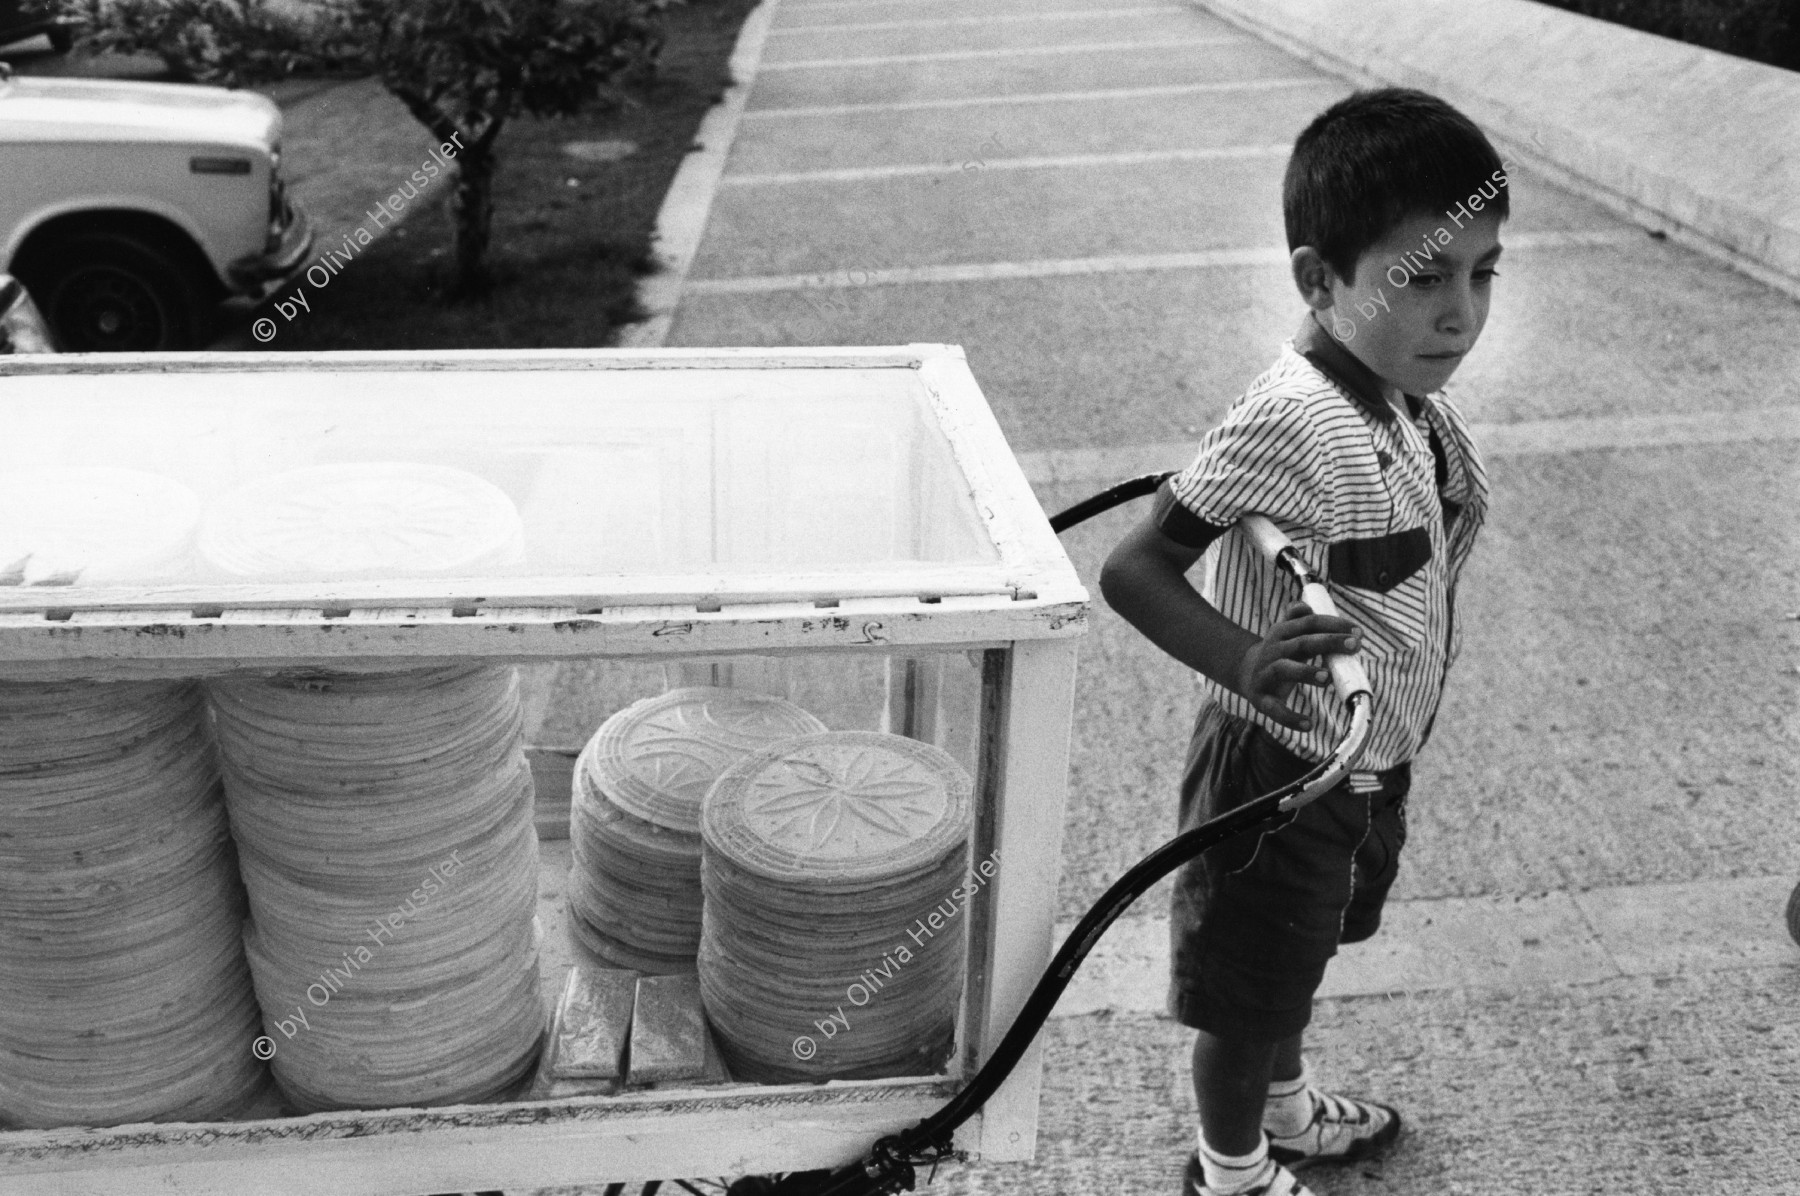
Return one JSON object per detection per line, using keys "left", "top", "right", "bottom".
{"left": 1099, "top": 88, "right": 1502, "bottom": 1196}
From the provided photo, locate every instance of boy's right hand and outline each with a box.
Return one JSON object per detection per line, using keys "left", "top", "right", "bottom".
{"left": 1234, "top": 602, "right": 1361, "bottom": 732}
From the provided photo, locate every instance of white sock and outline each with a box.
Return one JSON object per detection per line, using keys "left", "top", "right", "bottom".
{"left": 1263, "top": 1061, "right": 1314, "bottom": 1138}
{"left": 1197, "top": 1133, "right": 1272, "bottom": 1195}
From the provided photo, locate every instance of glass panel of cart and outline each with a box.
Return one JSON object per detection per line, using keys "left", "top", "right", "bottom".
{"left": 0, "top": 647, "right": 988, "bottom": 1127}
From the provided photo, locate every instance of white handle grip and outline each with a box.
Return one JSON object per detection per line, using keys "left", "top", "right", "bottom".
{"left": 1236, "top": 515, "right": 1373, "bottom": 702}
{"left": 1236, "top": 513, "right": 1291, "bottom": 561}
{"left": 1298, "top": 580, "right": 1372, "bottom": 701}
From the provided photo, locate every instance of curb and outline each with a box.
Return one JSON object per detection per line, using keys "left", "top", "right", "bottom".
{"left": 618, "top": 0, "right": 783, "bottom": 349}
{"left": 1187, "top": 0, "right": 1800, "bottom": 301}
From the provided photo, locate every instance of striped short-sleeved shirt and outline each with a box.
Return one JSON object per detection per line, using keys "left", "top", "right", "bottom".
{"left": 1157, "top": 316, "right": 1489, "bottom": 781}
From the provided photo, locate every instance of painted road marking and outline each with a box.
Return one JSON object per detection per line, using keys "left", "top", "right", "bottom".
{"left": 684, "top": 230, "right": 1640, "bottom": 295}
{"left": 1018, "top": 407, "right": 1800, "bottom": 485}
{"left": 758, "top": 37, "right": 1244, "bottom": 70}
{"left": 743, "top": 77, "right": 1335, "bottom": 120}
{"left": 1051, "top": 874, "right": 1798, "bottom": 1017}
{"left": 724, "top": 145, "right": 1289, "bottom": 187}
{"left": 772, "top": 6, "right": 1186, "bottom": 34}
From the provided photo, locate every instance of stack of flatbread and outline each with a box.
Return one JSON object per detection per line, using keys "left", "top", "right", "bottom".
{"left": 568, "top": 687, "right": 826, "bottom": 973}
{"left": 698, "top": 731, "right": 972, "bottom": 1083}
{"left": 208, "top": 665, "right": 545, "bottom": 1111}
{"left": 0, "top": 679, "right": 268, "bottom": 1127}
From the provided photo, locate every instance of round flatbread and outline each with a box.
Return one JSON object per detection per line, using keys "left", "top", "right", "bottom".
{"left": 0, "top": 468, "right": 200, "bottom": 585}
{"left": 198, "top": 462, "right": 522, "bottom": 580}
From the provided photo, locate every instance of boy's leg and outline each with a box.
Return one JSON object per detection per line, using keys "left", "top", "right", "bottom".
{"left": 1171, "top": 707, "right": 1405, "bottom": 1190}
{"left": 1171, "top": 706, "right": 1317, "bottom": 1195}
{"left": 1260, "top": 784, "right": 1406, "bottom": 1168}
{"left": 1188, "top": 1030, "right": 1317, "bottom": 1195}
{"left": 1191, "top": 1030, "right": 1302, "bottom": 1154}
{"left": 1270, "top": 1034, "right": 1305, "bottom": 1086}
{"left": 1190, "top": 1017, "right": 1398, "bottom": 1170}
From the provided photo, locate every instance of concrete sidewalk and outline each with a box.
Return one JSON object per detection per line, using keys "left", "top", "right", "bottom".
{"left": 620, "top": 0, "right": 1800, "bottom": 1192}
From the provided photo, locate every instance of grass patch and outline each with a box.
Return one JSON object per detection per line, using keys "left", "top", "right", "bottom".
{"left": 251, "top": 0, "right": 760, "bottom": 351}
{"left": 1528, "top": 0, "right": 1799, "bottom": 71}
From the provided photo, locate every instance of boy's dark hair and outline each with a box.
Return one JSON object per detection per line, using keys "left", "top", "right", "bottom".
{"left": 1284, "top": 88, "right": 1508, "bottom": 283}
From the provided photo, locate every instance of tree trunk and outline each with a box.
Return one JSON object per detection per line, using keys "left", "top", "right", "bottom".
{"left": 450, "top": 145, "right": 496, "bottom": 298}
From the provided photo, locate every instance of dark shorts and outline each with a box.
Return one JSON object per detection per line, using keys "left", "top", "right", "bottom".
{"left": 1169, "top": 702, "right": 1410, "bottom": 1041}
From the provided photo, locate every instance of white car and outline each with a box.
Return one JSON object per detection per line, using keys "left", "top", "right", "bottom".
{"left": 0, "top": 62, "right": 312, "bottom": 350}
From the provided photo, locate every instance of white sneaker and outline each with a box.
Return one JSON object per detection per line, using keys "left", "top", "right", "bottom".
{"left": 1266, "top": 1088, "right": 1402, "bottom": 1169}
{"left": 1183, "top": 1153, "right": 1318, "bottom": 1196}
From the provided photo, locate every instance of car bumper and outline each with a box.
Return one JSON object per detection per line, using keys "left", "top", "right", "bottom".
{"left": 227, "top": 197, "right": 314, "bottom": 297}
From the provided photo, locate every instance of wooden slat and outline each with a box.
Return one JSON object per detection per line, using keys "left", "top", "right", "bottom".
{"left": 915, "top": 349, "right": 1087, "bottom": 607}
{"left": 0, "top": 597, "right": 1087, "bottom": 679}
{"left": 0, "top": 564, "right": 1026, "bottom": 614}
{"left": 0, "top": 1084, "right": 965, "bottom": 1195}
{"left": 966, "top": 638, "right": 1082, "bottom": 1163}
{"left": 0, "top": 345, "right": 942, "bottom": 377}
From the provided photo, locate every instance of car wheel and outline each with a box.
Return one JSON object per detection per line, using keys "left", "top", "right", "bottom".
{"left": 47, "top": 24, "right": 75, "bottom": 54}
{"left": 19, "top": 233, "right": 212, "bottom": 352}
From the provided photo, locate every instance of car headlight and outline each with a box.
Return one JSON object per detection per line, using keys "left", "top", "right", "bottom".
{"left": 267, "top": 147, "right": 291, "bottom": 242}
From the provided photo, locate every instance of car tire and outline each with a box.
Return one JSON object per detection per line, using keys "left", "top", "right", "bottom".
{"left": 16, "top": 232, "right": 214, "bottom": 352}
{"left": 47, "top": 25, "right": 75, "bottom": 54}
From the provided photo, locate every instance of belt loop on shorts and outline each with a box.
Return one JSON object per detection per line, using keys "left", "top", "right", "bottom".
{"left": 1347, "top": 760, "right": 1410, "bottom": 797}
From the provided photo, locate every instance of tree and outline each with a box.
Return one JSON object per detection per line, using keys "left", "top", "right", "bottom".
{"left": 64, "top": 0, "right": 669, "bottom": 296}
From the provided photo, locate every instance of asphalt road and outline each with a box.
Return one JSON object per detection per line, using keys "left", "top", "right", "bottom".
{"left": 645, "top": 0, "right": 1800, "bottom": 1191}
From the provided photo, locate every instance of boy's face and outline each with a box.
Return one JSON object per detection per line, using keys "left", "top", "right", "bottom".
{"left": 1313, "top": 208, "right": 1503, "bottom": 398}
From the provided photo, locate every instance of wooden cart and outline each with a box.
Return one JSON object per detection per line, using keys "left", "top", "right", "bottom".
{"left": 0, "top": 345, "right": 1087, "bottom": 1195}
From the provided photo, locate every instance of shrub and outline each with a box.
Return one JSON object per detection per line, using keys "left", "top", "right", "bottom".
{"left": 59, "top": 0, "right": 673, "bottom": 294}
{"left": 1529, "top": 0, "right": 1799, "bottom": 72}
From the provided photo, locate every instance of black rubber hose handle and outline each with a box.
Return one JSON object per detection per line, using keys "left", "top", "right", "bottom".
{"left": 1046, "top": 471, "right": 1175, "bottom": 534}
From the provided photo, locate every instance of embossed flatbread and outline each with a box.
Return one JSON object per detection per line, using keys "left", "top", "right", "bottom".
{"left": 197, "top": 462, "right": 523, "bottom": 580}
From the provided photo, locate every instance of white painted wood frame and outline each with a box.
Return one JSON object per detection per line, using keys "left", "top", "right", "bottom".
{"left": 0, "top": 346, "right": 1089, "bottom": 1191}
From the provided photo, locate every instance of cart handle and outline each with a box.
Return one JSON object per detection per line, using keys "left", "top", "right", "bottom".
{"left": 1046, "top": 471, "right": 1173, "bottom": 534}
{"left": 1047, "top": 471, "right": 1372, "bottom": 707}
{"left": 767, "top": 489, "right": 1374, "bottom": 1196}
{"left": 1237, "top": 513, "right": 1372, "bottom": 707}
